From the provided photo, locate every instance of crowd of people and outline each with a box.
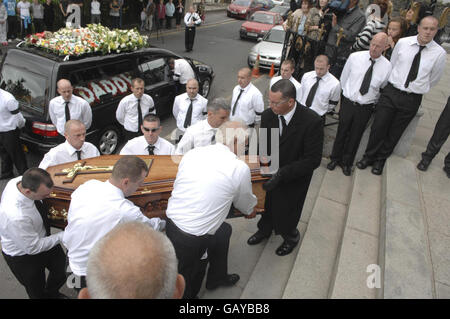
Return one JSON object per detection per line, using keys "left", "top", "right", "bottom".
{"left": 0, "top": 0, "right": 449, "bottom": 300}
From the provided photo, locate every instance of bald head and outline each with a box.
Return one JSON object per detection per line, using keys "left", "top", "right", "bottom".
{"left": 57, "top": 79, "right": 73, "bottom": 102}
{"left": 84, "top": 222, "right": 183, "bottom": 299}
{"left": 237, "top": 68, "right": 252, "bottom": 89}
{"left": 369, "top": 32, "right": 388, "bottom": 59}
{"left": 418, "top": 16, "right": 439, "bottom": 45}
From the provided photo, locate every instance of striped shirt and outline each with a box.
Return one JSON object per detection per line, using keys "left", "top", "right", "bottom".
{"left": 351, "top": 19, "right": 386, "bottom": 52}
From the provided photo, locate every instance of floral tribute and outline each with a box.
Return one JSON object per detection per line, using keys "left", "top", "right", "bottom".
{"left": 24, "top": 24, "right": 149, "bottom": 57}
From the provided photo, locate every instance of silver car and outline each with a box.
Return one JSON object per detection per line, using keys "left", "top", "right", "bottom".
{"left": 247, "top": 25, "right": 285, "bottom": 70}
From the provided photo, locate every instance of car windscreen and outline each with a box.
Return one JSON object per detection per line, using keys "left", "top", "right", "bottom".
{"left": 0, "top": 64, "right": 47, "bottom": 114}
{"left": 263, "top": 28, "right": 285, "bottom": 43}
{"left": 250, "top": 12, "right": 274, "bottom": 24}
{"left": 234, "top": 0, "right": 251, "bottom": 6}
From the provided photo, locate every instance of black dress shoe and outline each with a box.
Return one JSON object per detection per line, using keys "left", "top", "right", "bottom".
{"left": 247, "top": 231, "right": 270, "bottom": 245}
{"left": 327, "top": 160, "right": 339, "bottom": 171}
{"left": 275, "top": 240, "right": 298, "bottom": 256}
{"left": 356, "top": 158, "right": 374, "bottom": 170}
{"left": 342, "top": 165, "right": 352, "bottom": 176}
{"left": 205, "top": 274, "right": 240, "bottom": 290}
{"left": 417, "top": 160, "right": 430, "bottom": 171}
{"left": 371, "top": 161, "right": 385, "bottom": 175}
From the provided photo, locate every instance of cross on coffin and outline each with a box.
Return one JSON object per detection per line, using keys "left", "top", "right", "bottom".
{"left": 54, "top": 161, "right": 114, "bottom": 183}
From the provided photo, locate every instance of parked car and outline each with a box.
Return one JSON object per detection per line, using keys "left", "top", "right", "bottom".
{"left": 240, "top": 11, "right": 283, "bottom": 40}
{"left": 271, "top": 0, "right": 290, "bottom": 5}
{"left": 248, "top": 25, "right": 285, "bottom": 70}
{"left": 269, "top": 4, "right": 291, "bottom": 20}
{"left": 227, "top": 0, "right": 275, "bottom": 20}
{"left": 0, "top": 47, "right": 214, "bottom": 155}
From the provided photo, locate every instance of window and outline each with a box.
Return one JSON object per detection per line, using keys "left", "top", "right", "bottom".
{"left": 0, "top": 64, "right": 48, "bottom": 114}
{"left": 138, "top": 57, "right": 168, "bottom": 85}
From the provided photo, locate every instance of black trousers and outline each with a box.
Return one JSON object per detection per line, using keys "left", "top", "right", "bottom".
{"left": 363, "top": 83, "right": 422, "bottom": 162}
{"left": 421, "top": 96, "right": 450, "bottom": 172}
{"left": 2, "top": 245, "right": 67, "bottom": 299}
{"left": 0, "top": 128, "right": 28, "bottom": 176}
{"left": 7, "top": 16, "right": 18, "bottom": 39}
{"left": 185, "top": 27, "right": 196, "bottom": 51}
{"left": 166, "top": 219, "right": 231, "bottom": 299}
{"left": 331, "top": 96, "right": 374, "bottom": 166}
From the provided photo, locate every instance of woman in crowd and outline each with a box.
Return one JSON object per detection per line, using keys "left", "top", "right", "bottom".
{"left": 383, "top": 16, "right": 407, "bottom": 60}
{"left": 110, "top": 0, "right": 120, "bottom": 29}
{"left": 0, "top": 2, "right": 7, "bottom": 46}
{"left": 43, "top": 0, "right": 54, "bottom": 31}
{"left": 175, "top": 0, "right": 184, "bottom": 31}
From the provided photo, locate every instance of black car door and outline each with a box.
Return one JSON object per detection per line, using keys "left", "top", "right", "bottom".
{"left": 136, "top": 55, "right": 177, "bottom": 118}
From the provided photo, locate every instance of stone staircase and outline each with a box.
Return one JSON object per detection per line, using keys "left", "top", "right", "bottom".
{"left": 198, "top": 153, "right": 438, "bottom": 299}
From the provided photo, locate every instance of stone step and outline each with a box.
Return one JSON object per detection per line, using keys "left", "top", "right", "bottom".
{"left": 329, "top": 168, "right": 382, "bottom": 299}
{"left": 282, "top": 167, "right": 354, "bottom": 298}
{"left": 381, "top": 155, "right": 434, "bottom": 298}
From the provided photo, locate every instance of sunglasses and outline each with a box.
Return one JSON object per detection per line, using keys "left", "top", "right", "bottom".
{"left": 142, "top": 127, "right": 160, "bottom": 133}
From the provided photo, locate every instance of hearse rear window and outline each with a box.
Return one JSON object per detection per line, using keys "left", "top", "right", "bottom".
{"left": 0, "top": 64, "right": 47, "bottom": 114}
{"left": 70, "top": 60, "right": 134, "bottom": 106}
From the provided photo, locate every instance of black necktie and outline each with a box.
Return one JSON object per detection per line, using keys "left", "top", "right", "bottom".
{"left": 232, "top": 89, "right": 244, "bottom": 116}
{"left": 184, "top": 99, "right": 194, "bottom": 128}
{"left": 75, "top": 150, "right": 81, "bottom": 160}
{"left": 64, "top": 101, "right": 70, "bottom": 121}
{"left": 147, "top": 144, "right": 155, "bottom": 155}
{"left": 405, "top": 45, "right": 426, "bottom": 88}
{"left": 137, "top": 99, "right": 143, "bottom": 130}
{"left": 305, "top": 77, "right": 321, "bottom": 108}
{"left": 34, "top": 200, "right": 51, "bottom": 236}
{"left": 279, "top": 115, "right": 287, "bottom": 137}
{"left": 359, "top": 58, "right": 376, "bottom": 96}
{"left": 211, "top": 130, "right": 216, "bottom": 144}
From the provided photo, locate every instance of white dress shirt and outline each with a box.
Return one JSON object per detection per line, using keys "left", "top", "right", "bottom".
{"left": 230, "top": 83, "right": 264, "bottom": 125}
{"left": 38, "top": 140, "right": 100, "bottom": 170}
{"left": 184, "top": 11, "right": 201, "bottom": 27}
{"left": 173, "top": 59, "right": 196, "bottom": 85}
{"left": 299, "top": 71, "right": 341, "bottom": 116}
{"left": 116, "top": 93, "right": 156, "bottom": 132}
{"left": 389, "top": 35, "right": 446, "bottom": 94}
{"left": 63, "top": 179, "right": 164, "bottom": 276}
{"left": 270, "top": 76, "right": 302, "bottom": 102}
{"left": 120, "top": 135, "right": 175, "bottom": 155}
{"left": 166, "top": 143, "right": 257, "bottom": 236}
{"left": 0, "top": 177, "right": 63, "bottom": 257}
{"left": 49, "top": 95, "right": 92, "bottom": 135}
{"left": 340, "top": 51, "right": 392, "bottom": 105}
{"left": 0, "top": 89, "right": 25, "bottom": 132}
{"left": 173, "top": 92, "right": 208, "bottom": 132}
{"left": 175, "top": 119, "right": 216, "bottom": 155}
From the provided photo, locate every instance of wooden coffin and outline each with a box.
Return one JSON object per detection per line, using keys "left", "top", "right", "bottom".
{"left": 44, "top": 155, "right": 269, "bottom": 229}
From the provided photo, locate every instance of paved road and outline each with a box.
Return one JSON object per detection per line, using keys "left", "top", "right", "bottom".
{"left": 0, "top": 11, "right": 269, "bottom": 299}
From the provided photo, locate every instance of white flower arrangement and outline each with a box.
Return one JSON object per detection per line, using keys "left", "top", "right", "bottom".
{"left": 25, "top": 24, "right": 148, "bottom": 57}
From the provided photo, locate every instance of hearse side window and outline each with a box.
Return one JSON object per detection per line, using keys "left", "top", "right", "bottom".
{"left": 138, "top": 57, "right": 168, "bottom": 85}
{"left": 0, "top": 64, "right": 47, "bottom": 114}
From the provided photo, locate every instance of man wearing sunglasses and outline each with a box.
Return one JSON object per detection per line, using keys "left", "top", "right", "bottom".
{"left": 120, "top": 114, "right": 175, "bottom": 155}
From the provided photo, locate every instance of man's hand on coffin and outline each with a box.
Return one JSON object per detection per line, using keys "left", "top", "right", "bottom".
{"left": 262, "top": 171, "right": 282, "bottom": 192}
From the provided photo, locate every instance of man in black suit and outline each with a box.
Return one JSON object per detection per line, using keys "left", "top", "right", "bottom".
{"left": 248, "top": 79, "right": 324, "bottom": 256}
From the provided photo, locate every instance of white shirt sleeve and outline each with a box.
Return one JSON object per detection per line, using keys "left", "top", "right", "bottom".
{"left": 81, "top": 100, "right": 92, "bottom": 130}
{"left": 253, "top": 91, "right": 264, "bottom": 123}
{"left": 429, "top": 51, "right": 447, "bottom": 88}
{"left": 6, "top": 215, "right": 63, "bottom": 255}
{"left": 116, "top": 98, "right": 126, "bottom": 126}
{"left": 172, "top": 95, "right": 180, "bottom": 119}
{"left": 175, "top": 128, "right": 194, "bottom": 155}
{"left": 232, "top": 164, "right": 257, "bottom": 215}
{"left": 48, "top": 101, "right": 58, "bottom": 128}
{"left": 329, "top": 81, "right": 341, "bottom": 111}
{"left": 38, "top": 152, "right": 54, "bottom": 170}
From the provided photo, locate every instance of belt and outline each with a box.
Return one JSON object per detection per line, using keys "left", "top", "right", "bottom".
{"left": 248, "top": 123, "right": 255, "bottom": 128}
{"left": 344, "top": 96, "right": 374, "bottom": 108}
{"left": 388, "top": 83, "right": 422, "bottom": 97}
{"left": 167, "top": 218, "right": 211, "bottom": 240}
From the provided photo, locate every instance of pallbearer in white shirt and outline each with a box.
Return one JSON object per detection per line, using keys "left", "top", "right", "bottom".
{"left": 0, "top": 88, "right": 28, "bottom": 179}
{"left": 269, "top": 59, "right": 302, "bottom": 102}
{"left": 172, "top": 78, "right": 208, "bottom": 142}
{"left": 356, "top": 16, "right": 446, "bottom": 176}
{"left": 298, "top": 55, "right": 341, "bottom": 122}
{"left": 175, "top": 97, "right": 230, "bottom": 155}
{"left": 63, "top": 156, "right": 165, "bottom": 291}
{"left": 48, "top": 79, "right": 92, "bottom": 136}
{"left": 168, "top": 58, "right": 196, "bottom": 94}
{"left": 39, "top": 120, "right": 100, "bottom": 170}
{"left": 120, "top": 114, "right": 175, "bottom": 155}
{"left": 0, "top": 168, "right": 67, "bottom": 299}
{"left": 230, "top": 67, "right": 264, "bottom": 128}
{"left": 166, "top": 121, "right": 258, "bottom": 299}
{"left": 116, "top": 77, "right": 156, "bottom": 142}
{"left": 328, "top": 33, "right": 392, "bottom": 176}
{"left": 184, "top": 5, "right": 201, "bottom": 52}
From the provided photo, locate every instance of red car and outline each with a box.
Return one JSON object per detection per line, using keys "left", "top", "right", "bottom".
{"left": 227, "top": 0, "right": 275, "bottom": 20}
{"left": 240, "top": 11, "right": 283, "bottom": 40}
